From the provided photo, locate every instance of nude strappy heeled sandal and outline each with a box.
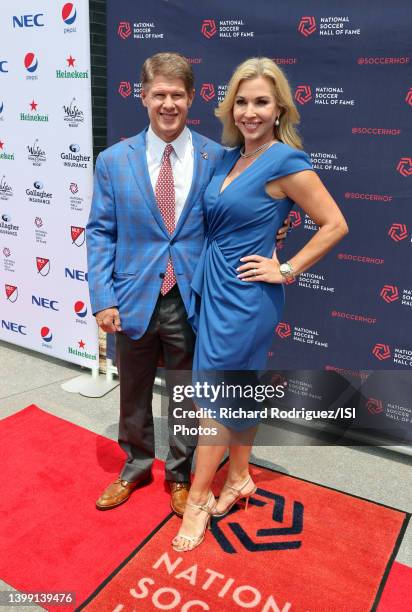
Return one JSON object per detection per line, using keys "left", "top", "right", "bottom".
{"left": 212, "top": 476, "right": 257, "bottom": 517}
{"left": 172, "top": 491, "right": 216, "bottom": 552}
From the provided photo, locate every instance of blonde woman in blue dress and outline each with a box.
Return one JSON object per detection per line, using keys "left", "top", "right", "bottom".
{"left": 172, "top": 57, "right": 348, "bottom": 552}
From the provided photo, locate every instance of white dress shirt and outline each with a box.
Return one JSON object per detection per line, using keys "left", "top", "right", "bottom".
{"left": 146, "top": 125, "right": 194, "bottom": 224}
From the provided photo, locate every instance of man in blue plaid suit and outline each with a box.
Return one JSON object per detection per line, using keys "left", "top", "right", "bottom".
{"left": 87, "top": 53, "right": 225, "bottom": 515}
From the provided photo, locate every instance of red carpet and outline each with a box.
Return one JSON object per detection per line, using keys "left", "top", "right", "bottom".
{"left": 0, "top": 405, "right": 172, "bottom": 612}
{"left": 378, "top": 561, "right": 412, "bottom": 611}
{"left": 81, "top": 463, "right": 408, "bottom": 612}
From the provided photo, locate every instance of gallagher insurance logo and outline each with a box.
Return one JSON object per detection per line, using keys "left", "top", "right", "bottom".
{"left": 24, "top": 52, "right": 38, "bottom": 80}
{"left": 201, "top": 19, "right": 217, "bottom": 39}
{"left": 26, "top": 181, "right": 53, "bottom": 205}
{"left": 388, "top": 223, "right": 408, "bottom": 242}
{"left": 275, "top": 322, "right": 292, "bottom": 339}
{"left": 372, "top": 343, "right": 391, "bottom": 361}
{"left": 61, "top": 144, "right": 91, "bottom": 168}
{"left": 36, "top": 257, "right": 50, "bottom": 276}
{"left": 380, "top": 285, "right": 399, "bottom": 303}
{"left": 397, "top": 158, "right": 412, "bottom": 177}
{"left": 5, "top": 284, "right": 18, "bottom": 303}
{"left": 298, "top": 16, "right": 316, "bottom": 37}
{"left": 118, "top": 22, "right": 131, "bottom": 40}
{"left": 200, "top": 83, "right": 216, "bottom": 102}
{"left": 295, "top": 86, "right": 312, "bottom": 105}
{"left": 71, "top": 226, "right": 85, "bottom": 247}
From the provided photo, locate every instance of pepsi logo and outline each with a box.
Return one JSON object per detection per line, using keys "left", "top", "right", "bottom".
{"left": 74, "top": 300, "right": 87, "bottom": 318}
{"left": 62, "top": 3, "right": 77, "bottom": 25}
{"left": 24, "top": 52, "right": 38, "bottom": 73}
{"left": 41, "top": 326, "right": 53, "bottom": 342}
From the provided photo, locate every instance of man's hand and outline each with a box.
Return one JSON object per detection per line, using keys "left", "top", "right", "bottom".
{"left": 95, "top": 307, "right": 122, "bottom": 333}
{"left": 275, "top": 216, "right": 291, "bottom": 245}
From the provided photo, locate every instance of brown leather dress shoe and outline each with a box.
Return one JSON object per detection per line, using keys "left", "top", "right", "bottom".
{"left": 96, "top": 478, "right": 137, "bottom": 510}
{"left": 169, "top": 482, "right": 191, "bottom": 517}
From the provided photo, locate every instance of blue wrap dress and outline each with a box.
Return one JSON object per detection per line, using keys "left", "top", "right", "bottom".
{"left": 189, "top": 143, "right": 313, "bottom": 428}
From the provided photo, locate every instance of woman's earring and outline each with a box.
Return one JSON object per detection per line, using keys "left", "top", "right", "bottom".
{"left": 275, "top": 116, "right": 280, "bottom": 127}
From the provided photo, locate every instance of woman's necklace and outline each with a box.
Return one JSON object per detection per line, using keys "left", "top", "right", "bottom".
{"left": 239, "top": 140, "right": 273, "bottom": 159}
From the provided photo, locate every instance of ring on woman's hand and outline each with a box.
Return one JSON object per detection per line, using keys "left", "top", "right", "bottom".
{"left": 253, "top": 268, "right": 257, "bottom": 276}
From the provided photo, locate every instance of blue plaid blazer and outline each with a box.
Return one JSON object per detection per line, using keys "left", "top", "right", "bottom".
{"left": 86, "top": 128, "right": 224, "bottom": 340}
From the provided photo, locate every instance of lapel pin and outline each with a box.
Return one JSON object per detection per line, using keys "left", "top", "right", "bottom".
{"left": 201, "top": 151, "right": 208, "bottom": 160}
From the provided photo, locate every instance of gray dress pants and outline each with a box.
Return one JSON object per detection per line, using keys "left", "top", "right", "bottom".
{"left": 116, "top": 285, "right": 196, "bottom": 483}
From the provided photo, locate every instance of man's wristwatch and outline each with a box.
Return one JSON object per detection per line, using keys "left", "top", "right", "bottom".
{"left": 279, "top": 261, "right": 295, "bottom": 281}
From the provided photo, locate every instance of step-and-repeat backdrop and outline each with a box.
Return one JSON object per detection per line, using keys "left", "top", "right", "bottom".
{"left": 0, "top": 1, "right": 98, "bottom": 368}
{"left": 106, "top": 0, "right": 411, "bottom": 443}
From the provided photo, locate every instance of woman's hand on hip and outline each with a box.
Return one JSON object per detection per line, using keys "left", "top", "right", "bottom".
{"left": 237, "top": 254, "right": 284, "bottom": 283}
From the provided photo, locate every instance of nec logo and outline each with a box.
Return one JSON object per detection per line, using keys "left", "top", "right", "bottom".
{"left": 1, "top": 320, "right": 27, "bottom": 335}
{"left": 13, "top": 14, "right": 45, "bottom": 28}
{"left": 65, "top": 267, "right": 88, "bottom": 281}
{"left": 32, "top": 295, "right": 59, "bottom": 311}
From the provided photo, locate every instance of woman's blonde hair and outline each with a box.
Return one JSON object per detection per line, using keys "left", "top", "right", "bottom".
{"left": 215, "top": 57, "right": 303, "bottom": 150}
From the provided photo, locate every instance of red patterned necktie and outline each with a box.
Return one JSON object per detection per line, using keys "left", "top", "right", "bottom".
{"left": 155, "top": 143, "right": 177, "bottom": 295}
